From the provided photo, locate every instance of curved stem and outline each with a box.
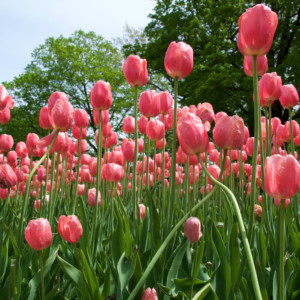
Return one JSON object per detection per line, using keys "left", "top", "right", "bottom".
{"left": 72, "top": 128, "right": 82, "bottom": 214}
{"left": 17, "top": 131, "right": 59, "bottom": 245}
{"left": 197, "top": 154, "right": 262, "bottom": 300}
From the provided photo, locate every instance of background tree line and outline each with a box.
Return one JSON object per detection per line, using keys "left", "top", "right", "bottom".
{"left": 1, "top": 0, "right": 299, "bottom": 152}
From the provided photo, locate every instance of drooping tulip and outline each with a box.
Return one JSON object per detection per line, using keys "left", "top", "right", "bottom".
{"left": 90, "top": 80, "right": 112, "bottom": 111}
{"left": 24, "top": 218, "right": 52, "bottom": 251}
{"left": 122, "top": 55, "right": 148, "bottom": 87}
{"left": 177, "top": 113, "right": 209, "bottom": 155}
{"left": 264, "top": 154, "right": 300, "bottom": 199}
{"left": 58, "top": 215, "right": 83, "bottom": 243}
{"left": 237, "top": 4, "right": 278, "bottom": 56}
{"left": 279, "top": 84, "right": 299, "bottom": 109}
{"left": 243, "top": 55, "right": 268, "bottom": 77}
{"left": 184, "top": 217, "right": 202, "bottom": 243}
{"left": 164, "top": 41, "right": 193, "bottom": 79}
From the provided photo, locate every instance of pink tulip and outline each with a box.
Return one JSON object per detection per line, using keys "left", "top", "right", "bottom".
{"left": 48, "top": 91, "right": 69, "bottom": 113}
{"left": 123, "top": 116, "right": 135, "bottom": 134}
{"left": 196, "top": 103, "right": 214, "bottom": 124}
{"left": 90, "top": 81, "right": 112, "bottom": 111}
{"left": 102, "top": 163, "right": 124, "bottom": 182}
{"left": 51, "top": 99, "right": 74, "bottom": 132}
{"left": 87, "top": 188, "right": 101, "bottom": 207}
{"left": 0, "top": 164, "right": 18, "bottom": 188}
{"left": 258, "top": 72, "right": 282, "bottom": 106}
{"left": 0, "top": 134, "right": 14, "bottom": 152}
{"left": 279, "top": 84, "right": 299, "bottom": 109}
{"left": 177, "top": 113, "right": 209, "bottom": 155}
{"left": 157, "top": 91, "right": 173, "bottom": 115}
{"left": 25, "top": 218, "right": 52, "bottom": 251}
{"left": 146, "top": 119, "right": 164, "bottom": 142}
{"left": 264, "top": 154, "right": 300, "bottom": 199}
{"left": 58, "top": 215, "right": 83, "bottom": 243}
{"left": 139, "top": 90, "right": 160, "bottom": 118}
{"left": 184, "top": 217, "right": 202, "bottom": 243}
{"left": 244, "top": 55, "right": 268, "bottom": 77}
{"left": 122, "top": 55, "right": 148, "bottom": 87}
{"left": 39, "top": 106, "right": 53, "bottom": 130}
{"left": 74, "top": 109, "right": 89, "bottom": 128}
{"left": 141, "top": 288, "right": 158, "bottom": 300}
{"left": 237, "top": 4, "right": 278, "bottom": 56}
{"left": 0, "top": 107, "right": 10, "bottom": 125}
{"left": 164, "top": 41, "right": 193, "bottom": 79}
{"left": 213, "top": 115, "right": 245, "bottom": 150}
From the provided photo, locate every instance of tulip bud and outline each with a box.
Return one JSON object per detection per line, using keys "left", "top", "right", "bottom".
{"left": 90, "top": 80, "right": 112, "bottom": 111}
{"left": 141, "top": 288, "right": 158, "bottom": 300}
{"left": 184, "top": 217, "right": 202, "bottom": 243}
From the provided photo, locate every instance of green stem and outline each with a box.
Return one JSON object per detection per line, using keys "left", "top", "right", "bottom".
{"left": 72, "top": 128, "right": 82, "bottom": 214}
{"left": 198, "top": 154, "right": 262, "bottom": 300}
{"left": 132, "top": 86, "right": 139, "bottom": 218}
{"left": 248, "top": 55, "right": 260, "bottom": 239}
{"left": 92, "top": 111, "right": 102, "bottom": 255}
{"left": 289, "top": 108, "right": 295, "bottom": 155}
{"left": 17, "top": 131, "right": 59, "bottom": 246}
{"left": 167, "top": 77, "right": 178, "bottom": 234}
{"left": 146, "top": 118, "right": 150, "bottom": 190}
{"left": 39, "top": 251, "right": 45, "bottom": 300}
{"left": 279, "top": 199, "right": 285, "bottom": 300}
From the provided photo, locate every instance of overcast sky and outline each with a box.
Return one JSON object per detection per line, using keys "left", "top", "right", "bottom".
{"left": 0, "top": 0, "right": 156, "bottom": 83}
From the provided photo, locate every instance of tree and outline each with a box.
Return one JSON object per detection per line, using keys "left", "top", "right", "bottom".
{"left": 122, "top": 0, "right": 300, "bottom": 134}
{"left": 1, "top": 30, "right": 135, "bottom": 152}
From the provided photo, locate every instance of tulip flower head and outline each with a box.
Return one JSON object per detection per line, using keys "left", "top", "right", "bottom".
{"left": 264, "top": 155, "right": 300, "bottom": 200}
{"left": 58, "top": 215, "right": 83, "bottom": 243}
{"left": 25, "top": 218, "right": 52, "bottom": 251}
{"left": 164, "top": 41, "right": 193, "bottom": 79}
{"left": 238, "top": 4, "right": 278, "bottom": 56}
{"left": 123, "top": 55, "right": 148, "bottom": 87}
{"left": 141, "top": 288, "right": 158, "bottom": 300}
{"left": 184, "top": 217, "right": 202, "bottom": 243}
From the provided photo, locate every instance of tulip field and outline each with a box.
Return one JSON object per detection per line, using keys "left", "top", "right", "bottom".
{"left": 1, "top": 3, "right": 300, "bottom": 300}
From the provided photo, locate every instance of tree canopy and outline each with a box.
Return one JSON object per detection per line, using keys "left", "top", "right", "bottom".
{"left": 123, "top": 0, "right": 300, "bottom": 133}
{"left": 1, "top": 30, "right": 135, "bottom": 151}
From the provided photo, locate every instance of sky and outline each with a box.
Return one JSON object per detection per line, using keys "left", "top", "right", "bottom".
{"left": 0, "top": 0, "right": 156, "bottom": 83}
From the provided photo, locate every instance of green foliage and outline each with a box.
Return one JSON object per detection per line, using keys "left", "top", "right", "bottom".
{"left": 122, "top": 0, "right": 300, "bottom": 133}
{"left": 1, "top": 30, "right": 134, "bottom": 152}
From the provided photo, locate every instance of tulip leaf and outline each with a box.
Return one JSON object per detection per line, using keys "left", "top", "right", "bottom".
{"left": 57, "top": 254, "right": 84, "bottom": 296}
{"left": 229, "top": 222, "right": 240, "bottom": 286}
{"left": 27, "top": 247, "right": 59, "bottom": 300}
{"left": 210, "top": 222, "right": 230, "bottom": 299}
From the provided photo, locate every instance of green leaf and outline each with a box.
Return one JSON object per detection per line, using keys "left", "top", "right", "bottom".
{"left": 57, "top": 254, "right": 84, "bottom": 296}
{"left": 28, "top": 247, "right": 59, "bottom": 300}
{"left": 229, "top": 222, "right": 239, "bottom": 286}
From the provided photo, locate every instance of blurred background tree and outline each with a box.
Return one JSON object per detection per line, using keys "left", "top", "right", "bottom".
{"left": 1, "top": 30, "right": 134, "bottom": 152}
{"left": 122, "top": 0, "right": 300, "bottom": 134}
{"left": 1, "top": 0, "right": 299, "bottom": 147}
